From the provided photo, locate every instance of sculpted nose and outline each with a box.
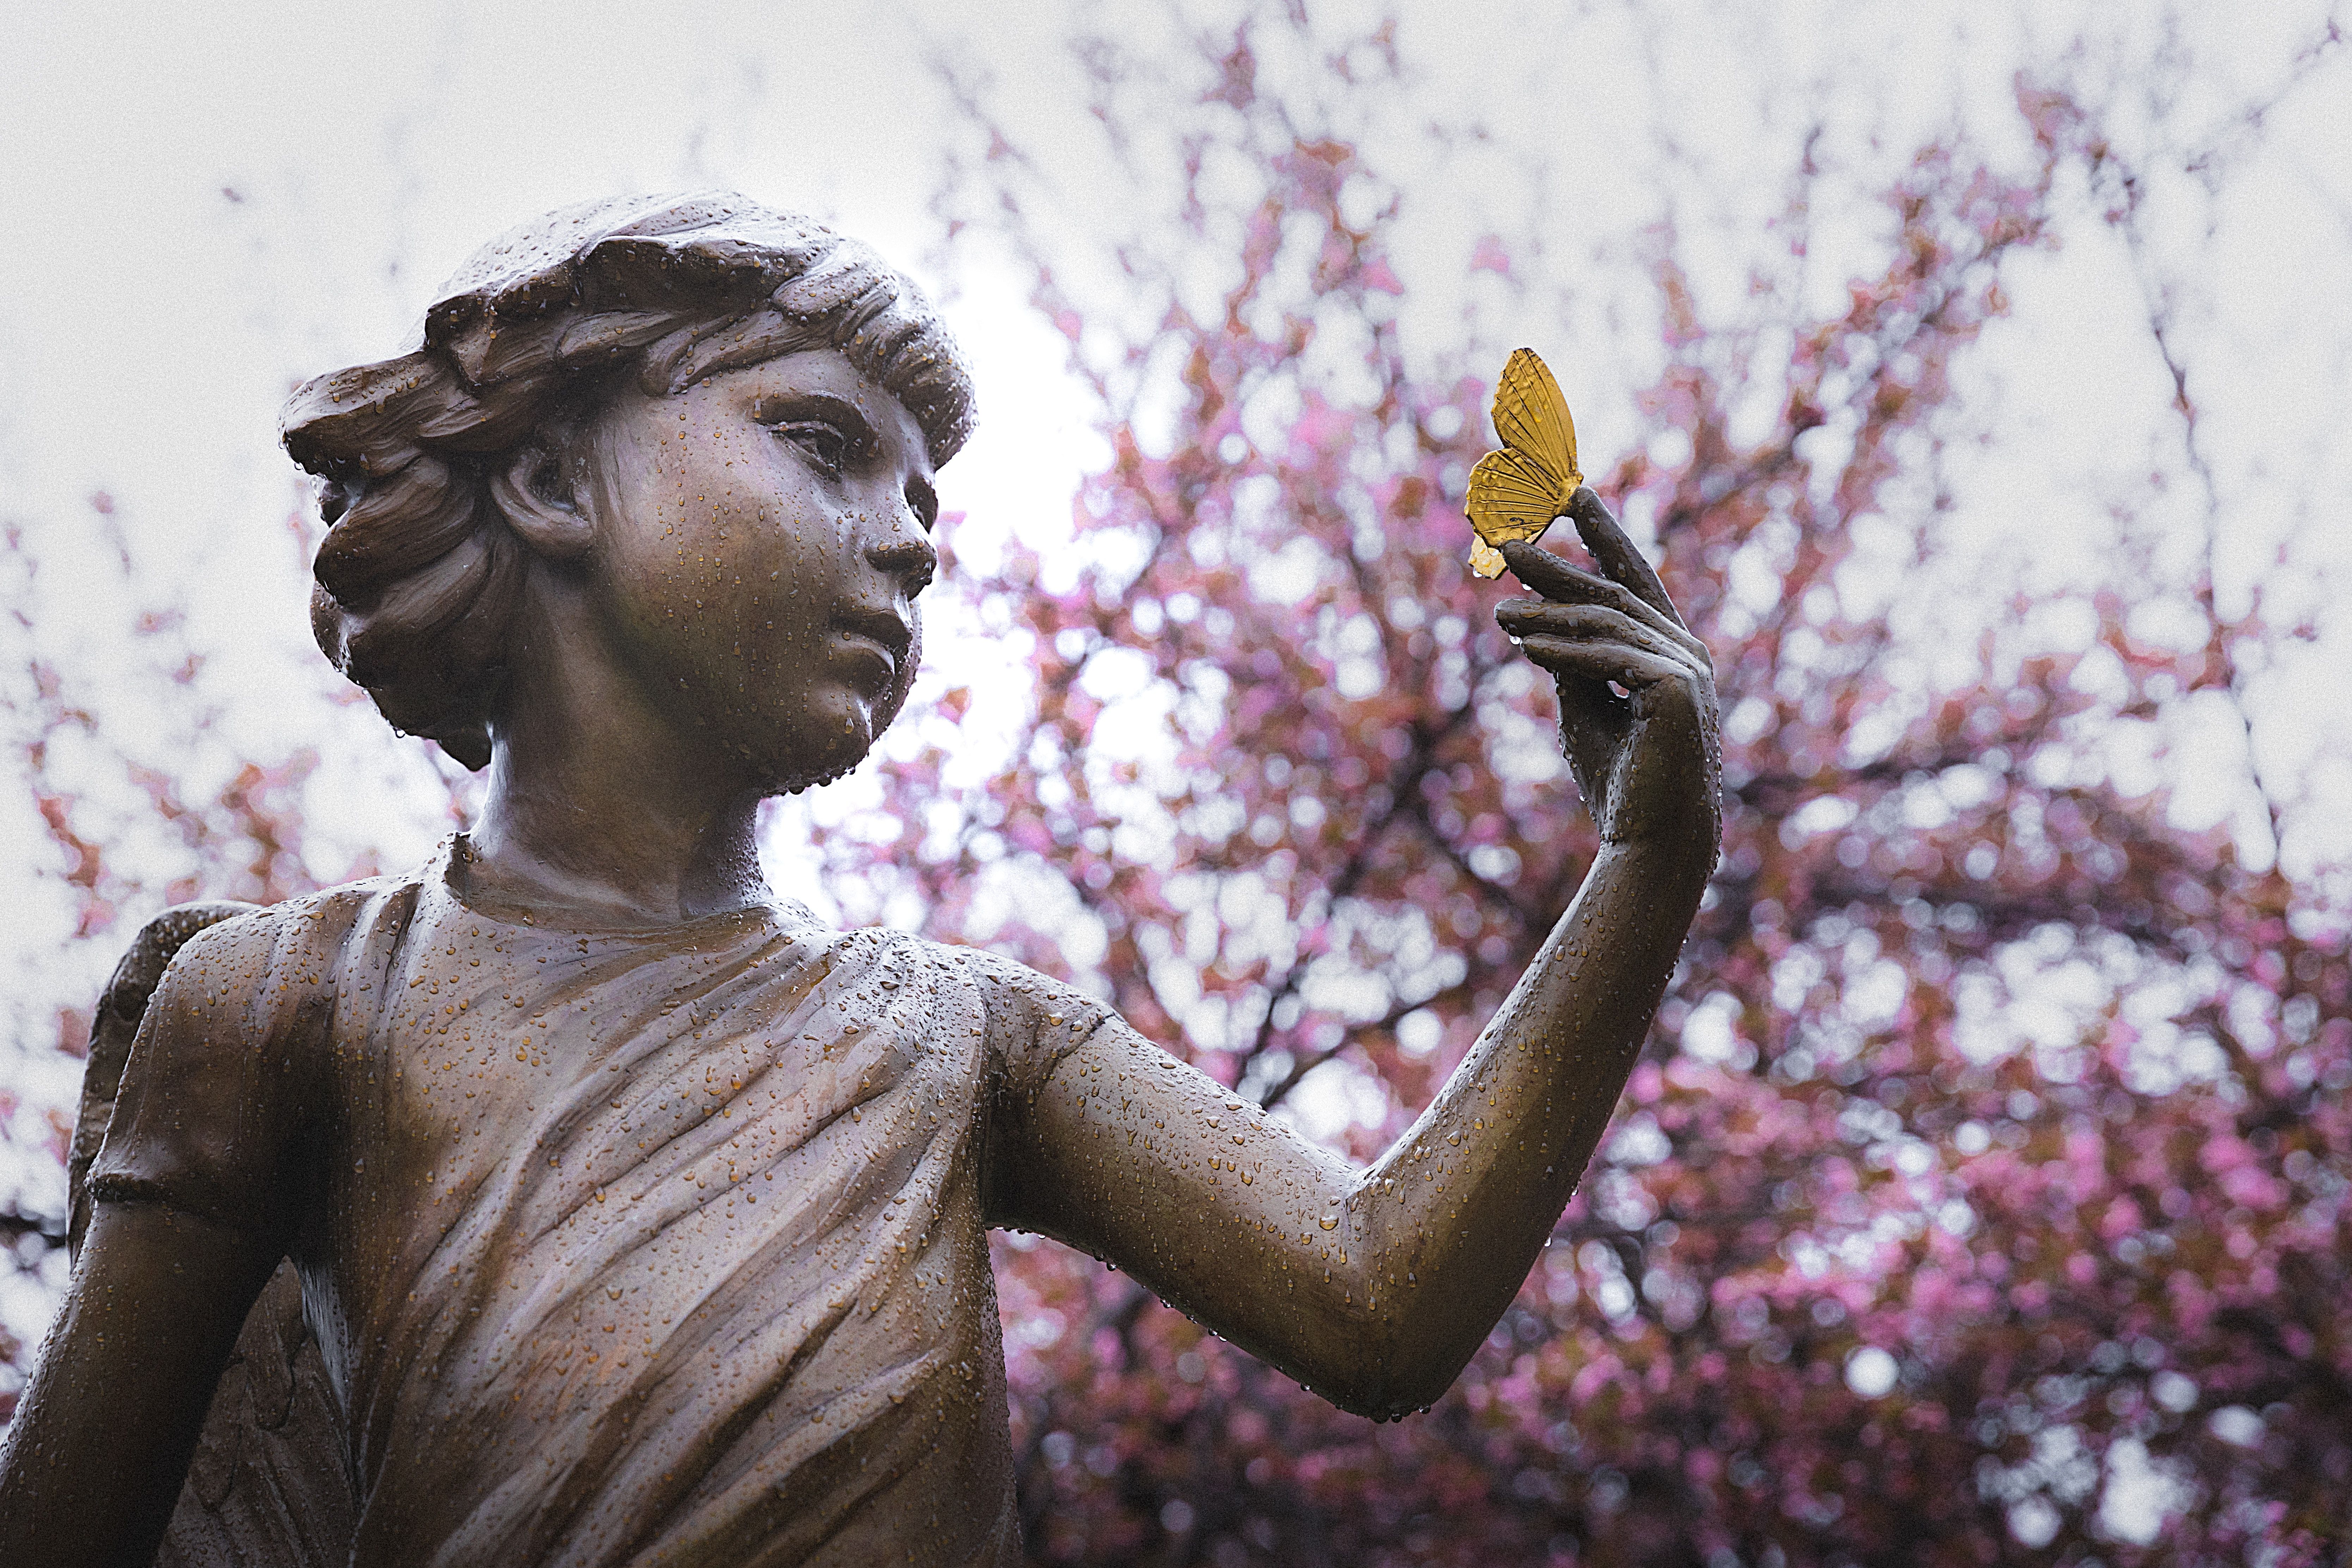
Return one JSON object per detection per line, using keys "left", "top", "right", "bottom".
{"left": 865, "top": 505, "right": 937, "bottom": 595}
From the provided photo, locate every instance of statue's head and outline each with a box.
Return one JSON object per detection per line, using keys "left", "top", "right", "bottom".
{"left": 281, "top": 192, "right": 974, "bottom": 776}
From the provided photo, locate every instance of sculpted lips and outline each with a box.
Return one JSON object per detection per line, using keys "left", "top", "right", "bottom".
{"left": 831, "top": 609, "right": 912, "bottom": 686}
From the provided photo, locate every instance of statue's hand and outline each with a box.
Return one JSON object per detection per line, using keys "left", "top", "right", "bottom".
{"left": 1495, "top": 489, "right": 1721, "bottom": 857}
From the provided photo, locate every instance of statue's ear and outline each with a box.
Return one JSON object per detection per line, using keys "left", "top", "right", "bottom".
{"left": 491, "top": 441, "right": 594, "bottom": 560}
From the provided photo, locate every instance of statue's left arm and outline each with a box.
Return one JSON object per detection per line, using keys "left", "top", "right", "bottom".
{"left": 991, "top": 488, "right": 1721, "bottom": 1420}
{"left": 0, "top": 909, "right": 310, "bottom": 1567}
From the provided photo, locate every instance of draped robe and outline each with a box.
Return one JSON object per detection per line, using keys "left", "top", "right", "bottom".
{"left": 91, "top": 844, "right": 1111, "bottom": 1567}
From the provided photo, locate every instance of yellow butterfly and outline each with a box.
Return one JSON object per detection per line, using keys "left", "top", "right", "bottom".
{"left": 1464, "top": 347, "right": 1584, "bottom": 578}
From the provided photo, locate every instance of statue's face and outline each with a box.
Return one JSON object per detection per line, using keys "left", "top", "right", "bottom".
{"left": 574, "top": 348, "right": 938, "bottom": 794}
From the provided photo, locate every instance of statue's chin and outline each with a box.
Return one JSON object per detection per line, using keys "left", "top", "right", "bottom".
{"left": 764, "top": 741, "right": 864, "bottom": 797}
{"left": 763, "top": 696, "right": 907, "bottom": 799}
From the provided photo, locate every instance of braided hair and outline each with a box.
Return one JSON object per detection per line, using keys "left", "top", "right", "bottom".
{"left": 280, "top": 193, "right": 976, "bottom": 768}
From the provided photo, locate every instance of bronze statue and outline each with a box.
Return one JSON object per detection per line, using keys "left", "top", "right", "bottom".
{"left": 0, "top": 193, "right": 1721, "bottom": 1567}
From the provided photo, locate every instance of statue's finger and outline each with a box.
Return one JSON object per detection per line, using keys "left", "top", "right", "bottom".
{"left": 1499, "top": 538, "right": 1707, "bottom": 662}
{"left": 1567, "top": 489, "right": 1687, "bottom": 631}
{"left": 1497, "top": 540, "right": 1610, "bottom": 601}
{"left": 1513, "top": 635, "right": 1686, "bottom": 690}
{"left": 1496, "top": 540, "right": 1703, "bottom": 667}
{"left": 1497, "top": 599, "right": 1706, "bottom": 669}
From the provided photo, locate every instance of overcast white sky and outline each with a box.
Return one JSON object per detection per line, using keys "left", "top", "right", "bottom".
{"left": 2, "top": 0, "right": 2346, "bottom": 1393}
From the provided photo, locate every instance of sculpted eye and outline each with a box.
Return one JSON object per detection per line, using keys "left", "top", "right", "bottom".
{"left": 777, "top": 421, "right": 849, "bottom": 474}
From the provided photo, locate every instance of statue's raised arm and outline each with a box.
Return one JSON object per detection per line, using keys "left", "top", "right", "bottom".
{"left": 991, "top": 485, "right": 1721, "bottom": 1416}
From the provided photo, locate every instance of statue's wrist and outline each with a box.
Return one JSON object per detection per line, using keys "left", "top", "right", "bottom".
{"left": 1597, "top": 816, "right": 1721, "bottom": 879}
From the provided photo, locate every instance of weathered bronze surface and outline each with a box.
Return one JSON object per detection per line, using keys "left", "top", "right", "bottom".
{"left": 0, "top": 194, "right": 1722, "bottom": 1567}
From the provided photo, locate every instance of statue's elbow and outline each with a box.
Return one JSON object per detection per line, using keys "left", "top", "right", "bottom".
{"left": 1317, "top": 1354, "right": 1470, "bottom": 1422}
{"left": 1304, "top": 1305, "right": 1477, "bottom": 1422}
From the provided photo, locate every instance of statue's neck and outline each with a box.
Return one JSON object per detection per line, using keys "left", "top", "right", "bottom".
{"left": 464, "top": 759, "right": 771, "bottom": 928}
{"left": 459, "top": 589, "right": 774, "bottom": 928}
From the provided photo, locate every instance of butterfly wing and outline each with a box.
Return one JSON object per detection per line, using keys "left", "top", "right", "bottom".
{"left": 1489, "top": 347, "right": 1582, "bottom": 495}
{"left": 1463, "top": 348, "right": 1584, "bottom": 578}
{"left": 1465, "top": 446, "right": 1568, "bottom": 578}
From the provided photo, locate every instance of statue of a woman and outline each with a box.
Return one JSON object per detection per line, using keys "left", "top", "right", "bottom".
{"left": 0, "top": 192, "right": 1721, "bottom": 1567}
